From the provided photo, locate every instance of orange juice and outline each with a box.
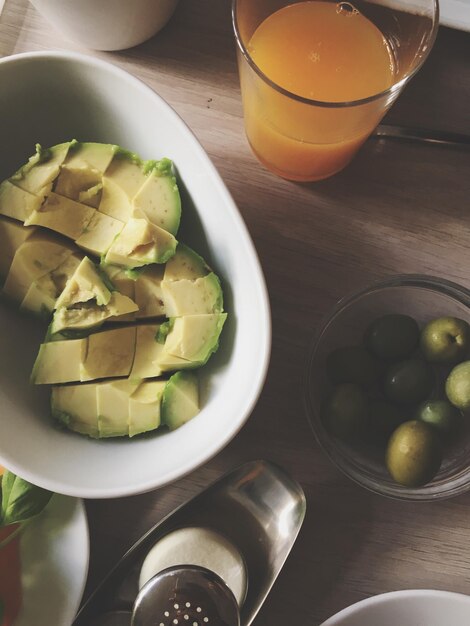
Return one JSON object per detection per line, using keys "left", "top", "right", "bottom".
{"left": 240, "top": 1, "right": 395, "bottom": 180}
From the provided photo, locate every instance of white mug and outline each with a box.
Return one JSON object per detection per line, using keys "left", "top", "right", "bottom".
{"left": 29, "top": 0, "right": 179, "bottom": 51}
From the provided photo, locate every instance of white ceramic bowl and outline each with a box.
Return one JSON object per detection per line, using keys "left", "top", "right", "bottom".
{"left": 29, "top": 0, "right": 179, "bottom": 51}
{"left": 321, "top": 590, "right": 470, "bottom": 626}
{"left": 0, "top": 51, "right": 271, "bottom": 499}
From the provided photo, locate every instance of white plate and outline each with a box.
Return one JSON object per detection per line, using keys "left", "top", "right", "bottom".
{"left": 440, "top": 0, "right": 470, "bottom": 31}
{"left": 0, "top": 51, "right": 271, "bottom": 499}
{"left": 320, "top": 589, "right": 470, "bottom": 626}
{"left": 16, "top": 495, "right": 89, "bottom": 626}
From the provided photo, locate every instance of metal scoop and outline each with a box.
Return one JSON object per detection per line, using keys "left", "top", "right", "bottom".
{"left": 132, "top": 565, "right": 240, "bottom": 626}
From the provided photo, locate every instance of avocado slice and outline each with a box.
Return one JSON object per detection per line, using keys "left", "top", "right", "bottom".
{"left": 11, "top": 142, "right": 72, "bottom": 194}
{"left": 25, "top": 191, "right": 96, "bottom": 240}
{"left": 0, "top": 216, "right": 37, "bottom": 280}
{"left": 163, "top": 313, "right": 227, "bottom": 365}
{"left": 55, "top": 257, "right": 112, "bottom": 309}
{"left": 31, "top": 337, "right": 86, "bottom": 384}
{"left": 55, "top": 164, "right": 103, "bottom": 208}
{"left": 161, "top": 371, "right": 199, "bottom": 430}
{"left": 161, "top": 273, "right": 223, "bottom": 316}
{"left": 97, "top": 378, "right": 141, "bottom": 438}
{"left": 128, "top": 380, "right": 165, "bottom": 437}
{"left": 2, "top": 231, "right": 75, "bottom": 302}
{"left": 75, "top": 210, "right": 124, "bottom": 257}
{"left": 132, "top": 159, "right": 181, "bottom": 235}
{"left": 129, "top": 324, "right": 165, "bottom": 379}
{"left": 134, "top": 265, "right": 166, "bottom": 319}
{"left": 104, "top": 215, "right": 177, "bottom": 267}
{"left": 20, "top": 252, "right": 82, "bottom": 317}
{"left": 163, "top": 242, "right": 210, "bottom": 281}
{"left": 0, "top": 180, "right": 50, "bottom": 223}
{"left": 51, "top": 382, "right": 99, "bottom": 438}
{"left": 50, "top": 290, "right": 139, "bottom": 335}
{"left": 64, "top": 142, "right": 118, "bottom": 173}
{"left": 101, "top": 265, "right": 136, "bottom": 322}
{"left": 98, "top": 153, "right": 148, "bottom": 222}
{"left": 80, "top": 326, "right": 136, "bottom": 382}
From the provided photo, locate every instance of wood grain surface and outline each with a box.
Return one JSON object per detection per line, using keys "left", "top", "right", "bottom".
{"left": 1, "top": 1, "right": 470, "bottom": 624}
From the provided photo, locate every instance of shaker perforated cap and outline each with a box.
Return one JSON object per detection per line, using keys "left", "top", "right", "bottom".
{"left": 132, "top": 565, "right": 240, "bottom": 626}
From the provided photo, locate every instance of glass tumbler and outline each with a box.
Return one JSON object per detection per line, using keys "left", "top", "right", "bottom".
{"left": 232, "top": 0, "right": 439, "bottom": 182}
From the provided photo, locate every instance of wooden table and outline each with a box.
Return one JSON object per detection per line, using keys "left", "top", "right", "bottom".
{"left": 2, "top": 1, "right": 470, "bottom": 624}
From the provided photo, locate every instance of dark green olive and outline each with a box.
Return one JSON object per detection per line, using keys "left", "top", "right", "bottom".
{"left": 416, "top": 399, "right": 460, "bottom": 437}
{"left": 364, "top": 314, "right": 419, "bottom": 360}
{"left": 384, "top": 359, "right": 434, "bottom": 405}
{"left": 326, "top": 345, "right": 381, "bottom": 387}
{"left": 368, "top": 399, "right": 407, "bottom": 443}
{"left": 322, "top": 383, "right": 368, "bottom": 440}
{"left": 386, "top": 420, "right": 442, "bottom": 487}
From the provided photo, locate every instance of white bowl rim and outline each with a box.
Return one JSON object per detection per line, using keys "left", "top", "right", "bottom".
{"left": 0, "top": 50, "right": 272, "bottom": 498}
{"left": 320, "top": 589, "right": 470, "bottom": 625}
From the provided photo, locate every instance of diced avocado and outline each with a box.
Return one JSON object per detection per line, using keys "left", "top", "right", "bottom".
{"left": 164, "top": 313, "right": 227, "bottom": 365}
{"left": 97, "top": 378, "right": 141, "bottom": 438}
{"left": 157, "top": 351, "right": 198, "bottom": 372}
{"left": 101, "top": 265, "right": 136, "bottom": 322}
{"left": 128, "top": 380, "right": 165, "bottom": 437}
{"left": 20, "top": 252, "right": 82, "bottom": 317}
{"left": 104, "top": 152, "right": 147, "bottom": 196}
{"left": 31, "top": 337, "right": 86, "bottom": 384}
{"left": 161, "top": 371, "right": 199, "bottom": 430}
{"left": 80, "top": 326, "right": 136, "bottom": 382}
{"left": 51, "top": 382, "right": 99, "bottom": 438}
{"left": 25, "top": 192, "right": 96, "bottom": 240}
{"left": 161, "top": 272, "right": 223, "bottom": 316}
{"left": 98, "top": 177, "right": 134, "bottom": 223}
{"left": 3, "top": 231, "right": 75, "bottom": 302}
{"left": 0, "top": 179, "right": 50, "bottom": 223}
{"left": 55, "top": 257, "right": 112, "bottom": 309}
{"left": 65, "top": 142, "right": 118, "bottom": 173}
{"left": 132, "top": 159, "right": 181, "bottom": 235}
{"left": 104, "top": 216, "right": 177, "bottom": 268}
{"left": 79, "top": 183, "right": 103, "bottom": 207}
{"left": 163, "top": 243, "right": 210, "bottom": 281}
{"left": 11, "top": 142, "right": 72, "bottom": 194}
{"left": 50, "top": 290, "right": 139, "bottom": 335}
{"left": 0, "top": 216, "right": 36, "bottom": 279}
{"left": 46, "top": 252, "right": 83, "bottom": 294}
{"left": 75, "top": 210, "right": 124, "bottom": 257}
{"left": 98, "top": 153, "right": 147, "bottom": 222}
{"left": 55, "top": 164, "right": 103, "bottom": 207}
{"left": 129, "top": 324, "right": 165, "bottom": 379}
{"left": 134, "top": 265, "right": 166, "bottom": 319}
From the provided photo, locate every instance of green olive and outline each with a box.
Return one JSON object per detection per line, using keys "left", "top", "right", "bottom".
{"left": 368, "top": 400, "right": 406, "bottom": 443}
{"left": 445, "top": 361, "right": 470, "bottom": 412}
{"left": 364, "top": 314, "right": 419, "bottom": 360}
{"left": 384, "top": 359, "right": 434, "bottom": 405}
{"left": 420, "top": 317, "right": 470, "bottom": 363}
{"left": 322, "top": 383, "right": 368, "bottom": 440}
{"left": 415, "top": 399, "right": 460, "bottom": 437}
{"left": 386, "top": 420, "right": 442, "bottom": 487}
{"left": 326, "top": 345, "right": 381, "bottom": 387}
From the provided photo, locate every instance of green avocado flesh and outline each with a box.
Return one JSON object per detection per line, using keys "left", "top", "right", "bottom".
{"left": 51, "top": 372, "right": 194, "bottom": 438}
{"left": 1, "top": 142, "right": 227, "bottom": 439}
{"left": 0, "top": 141, "right": 181, "bottom": 264}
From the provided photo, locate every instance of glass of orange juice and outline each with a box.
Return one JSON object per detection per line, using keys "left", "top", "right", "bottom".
{"left": 232, "top": 0, "right": 439, "bottom": 181}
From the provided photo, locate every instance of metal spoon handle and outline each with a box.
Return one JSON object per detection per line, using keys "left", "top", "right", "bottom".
{"left": 375, "top": 124, "right": 470, "bottom": 147}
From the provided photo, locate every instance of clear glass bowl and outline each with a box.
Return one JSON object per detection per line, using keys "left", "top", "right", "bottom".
{"left": 304, "top": 275, "right": 470, "bottom": 501}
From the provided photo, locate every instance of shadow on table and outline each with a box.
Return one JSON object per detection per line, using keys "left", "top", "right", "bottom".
{"left": 251, "top": 476, "right": 376, "bottom": 625}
